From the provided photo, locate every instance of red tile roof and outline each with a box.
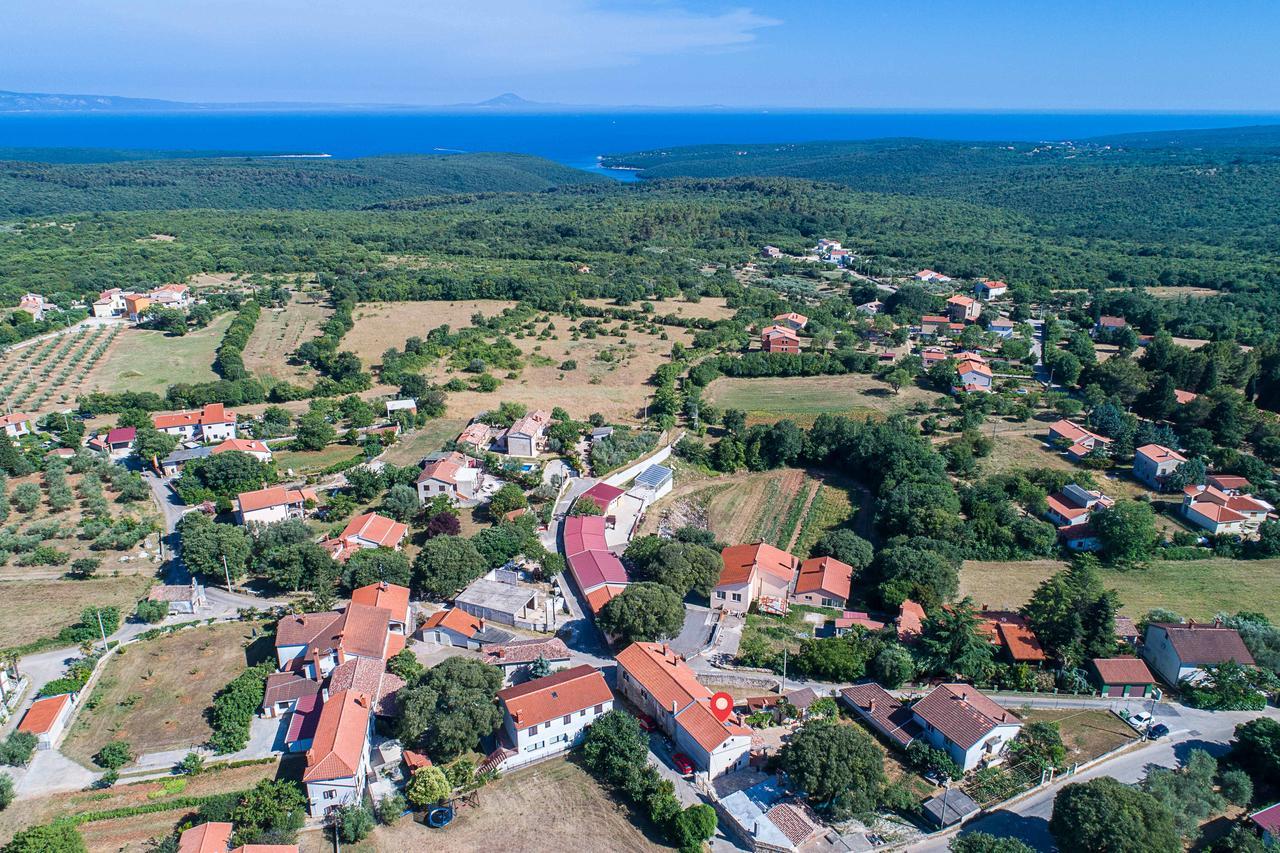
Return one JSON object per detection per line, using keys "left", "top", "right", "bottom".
{"left": 285, "top": 693, "right": 322, "bottom": 744}
{"left": 350, "top": 581, "right": 410, "bottom": 618}
{"left": 840, "top": 683, "right": 920, "bottom": 748}
{"left": 237, "top": 485, "right": 315, "bottom": 513}
{"left": 483, "top": 637, "right": 571, "bottom": 667}
{"left": 423, "top": 607, "right": 482, "bottom": 638}
{"left": 1152, "top": 623, "right": 1255, "bottom": 667}
{"left": 274, "top": 604, "right": 390, "bottom": 662}
{"left": 675, "top": 697, "right": 752, "bottom": 753}
{"left": 616, "top": 642, "right": 710, "bottom": 710}
{"left": 794, "top": 556, "right": 852, "bottom": 601}
{"left": 1136, "top": 444, "right": 1186, "bottom": 465}
{"left": 0, "top": 413, "right": 33, "bottom": 429}
{"left": 212, "top": 438, "right": 271, "bottom": 456}
{"left": 303, "top": 690, "right": 371, "bottom": 782}
{"left": 562, "top": 515, "right": 608, "bottom": 557}
{"left": 416, "top": 451, "right": 469, "bottom": 486}
{"left": 912, "top": 684, "right": 1019, "bottom": 749}
{"left": 340, "top": 514, "right": 408, "bottom": 549}
{"left": 1049, "top": 419, "right": 1109, "bottom": 446}
{"left": 262, "top": 670, "right": 322, "bottom": 710}
{"left": 106, "top": 426, "right": 136, "bottom": 444}
{"left": 178, "top": 822, "right": 234, "bottom": 853}
{"left": 327, "top": 657, "right": 405, "bottom": 716}
{"left": 1250, "top": 802, "right": 1280, "bottom": 835}
{"left": 897, "top": 599, "right": 926, "bottom": 640}
{"left": 584, "top": 583, "right": 628, "bottom": 614}
{"left": 496, "top": 664, "right": 612, "bottom": 729}
{"left": 152, "top": 403, "right": 234, "bottom": 430}
{"left": 17, "top": 693, "right": 71, "bottom": 735}
{"left": 718, "top": 543, "right": 798, "bottom": 587}
{"left": 580, "top": 481, "right": 626, "bottom": 512}
{"left": 1091, "top": 657, "right": 1155, "bottom": 685}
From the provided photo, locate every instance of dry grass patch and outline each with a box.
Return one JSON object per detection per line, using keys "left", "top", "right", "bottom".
{"left": 243, "top": 293, "right": 331, "bottom": 384}
{"left": 83, "top": 314, "right": 234, "bottom": 396}
{"left": 377, "top": 417, "right": 468, "bottom": 467}
{"left": 345, "top": 300, "right": 518, "bottom": 364}
{"left": 704, "top": 374, "right": 935, "bottom": 427}
{"left": 62, "top": 621, "right": 269, "bottom": 767}
{"left": 0, "top": 575, "right": 151, "bottom": 650}
{"left": 1019, "top": 708, "right": 1137, "bottom": 764}
{"left": 581, "top": 295, "right": 737, "bottom": 322}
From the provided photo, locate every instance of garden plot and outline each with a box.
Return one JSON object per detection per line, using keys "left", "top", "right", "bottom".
{"left": 243, "top": 292, "right": 332, "bottom": 384}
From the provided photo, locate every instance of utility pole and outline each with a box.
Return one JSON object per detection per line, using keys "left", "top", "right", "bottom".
{"left": 95, "top": 608, "right": 109, "bottom": 649}
{"left": 222, "top": 553, "right": 233, "bottom": 592}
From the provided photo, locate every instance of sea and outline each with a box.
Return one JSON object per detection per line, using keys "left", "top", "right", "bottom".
{"left": 0, "top": 110, "right": 1277, "bottom": 180}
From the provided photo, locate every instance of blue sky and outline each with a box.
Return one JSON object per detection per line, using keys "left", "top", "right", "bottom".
{"left": 4, "top": 0, "right": 1278, "bottom": 109}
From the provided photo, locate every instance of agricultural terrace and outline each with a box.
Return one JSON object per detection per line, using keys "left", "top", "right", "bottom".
{"left": 0, "top": 576, "right": 150, "bottom": 651}
{"left": 82, "top": 312, "right": 234, "bottom": 396}
{"left": 61, "top": 620, "right": 270, "bottom": 767}
{"left": 243, "top": 289, "right": 333, "bottom": 385}
{"left": 0, "top": 759, "right": 281, "bottom": 849}
{"left": 351, "top": 300, "right": 694, "bottom": 422}
{"left": 960, "top": 557, "right": 1280, "bottom": 624}
{"left": 704, "top": 373, "right": 937, "bottom": 427}
{"left": 0, "top": 324, "right": 118, "bottom": 414}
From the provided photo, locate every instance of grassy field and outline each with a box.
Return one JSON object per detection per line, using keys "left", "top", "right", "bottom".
{"left": 0, "top": 575, "right": 151, "bottom": 651}
{"left": 84, "top": 313, "right": 233, "bottom": 396}
{"left": 274, "top": 444, "right": 364, "bottom": 476}
{"left": 243, "top": 291, "right": 331, "bottom": 384}
{"left": 704, "top": 374, "right": 937, "bottom": 427}
{"left": 62, "top": 621, "right": 269, "bottom": 767}
{"left": 0, "top": 760, "right": 282, "bottom": 850}
{"left": 960, "top": 557, "right": 1280, "bottom": 623}
{"left": 378, "top": 417, "right": 468, "bottom": 467}
{"left": 350, "top": 301, "right": 691, "bottom": 422}
{"left": 581, "top": 295, "right": 737, "bottom": 322}
{"left": 300, "top": 757, "right": 671, "bottom": 853}
{"left": 0, "top": 325, "right": 120, "bottom": 415}
{"left": 1019, "top": 708, "right": 1138, "bottom": 765}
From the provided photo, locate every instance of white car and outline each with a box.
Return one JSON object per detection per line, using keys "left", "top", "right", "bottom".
{"left": 1126, "top": 711, "right": 1153, "bottom": 731}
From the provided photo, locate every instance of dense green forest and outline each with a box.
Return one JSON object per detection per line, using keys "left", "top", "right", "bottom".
{"left": 0, "top": 152, "right": 607, "bottom": 214}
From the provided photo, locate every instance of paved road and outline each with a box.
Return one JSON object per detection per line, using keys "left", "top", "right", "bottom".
{"left": 911, "top": 705, "right": 1280, "bottom": 852}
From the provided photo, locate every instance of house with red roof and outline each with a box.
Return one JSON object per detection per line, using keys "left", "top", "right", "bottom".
{"left": 946, "top": 295, "right": 980, "bottom": 323}
{"left": 1048, "top": 419, "right": 1111, "bottom": 462}
{"left": 322, "top": 513, "right": 408, "bottom": 562}
{"left": 955, "top": 357, "right": 993, "bottom": 393}
{"left": 615, "top": 642, "right": 752, "bottom": 779}
{"left": 834, "top": 611, "right": 886, "bottom": 635}
{"left": 1044, "top": 484, "right": 1114, "bottom": 528}
{"left": 911, "top": 684, "right": 1022, "bottom": 771}
{"left": 897, "top": 599, "right": 926, "bottom": 642}
{"left": 840, "top": 683, "right": 921, "bottom": 749}
{"left": 506, "top": 410, "right": 552, "bottom": 458}
{"left": 274, "top": 603, "right": 394, "bottom": 678}
{"left": 211, "top": 437, "right": 273, "bottom": 463}
{"left": 919, "top": 315, "right": 950, "bottom": 336}
{"left": 350, "top": 581, "right": 412, "bottom": 635}
{"left": 975, "top": 280, "right": 1008, "bottom": 300}
{"left": 483, "top": 637, "right": 572, "bottom": 685}
{"left": 1090, "top": 657, "right": 1157, "bottom": 698}
{"left": 976, "top": 611, "right": 1047, "bottom": 665}
{"left": 1142, "top": 621, "right": 1255, "bottom": 686}
{"left": 152, "top": 403, "right": 237, "bottom": 442}
{"left": 492, "top": 665, "right": 613, "bottom": 771}
{"left": 761, "top": 325, "right": 800, "bottom": 354}
{"left": 790, "top": 556, "right": 853, "bottom": 609}
{"left": 1093, "top": 315, "right": 1128, "bottom": 337}
{"left": 0, "top": 413, "right": 33, "bottom": 440}
{"left": 236, "top": 485, "right": 317, "bottom": 525}
{"left": 713, "top": 543, "right": 799, "bottom": 615}
{"left": 773, "top": 312, "right": 809, "bottom": 331}
{"left": 17, "top": 692, "right": 76, "bottom": 748}
{"left": 103, "top": 426, "right": 137, "bottom": 458}
{"left": 561, "top": 515, "right": 630, "bottom": 610}
{"left": 419, "top": 607, "right": 485, "bottom": 648}
{"left": 302, "top": 690, "right": 373, "bottom": 816}
{"left": 1181, "top": 484, "right": 1273, "bottom": 536}
{"left": 414, "top": 450, "right": 482, "bottom": 504}
{"left": 1133, "top": 444, "right": 1187, "bottom": 490}
{"left": 1249, "top": 802, "right": 1280, "bottom": 846}
{"left": 914, "top": 270, "right": 952, "bottom": 283}
{"left": 16, "top": 293, "right": 48, "bottom": 321}
{"left": 579, "top": 481, "right": 626, "bottom": 515}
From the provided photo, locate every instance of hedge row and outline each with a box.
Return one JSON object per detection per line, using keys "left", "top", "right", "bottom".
{"left": 208, "top": 662, "right": 273, "bottom": 753}
{"left": 215, "top": 300, "right": 261, "bottom": 381}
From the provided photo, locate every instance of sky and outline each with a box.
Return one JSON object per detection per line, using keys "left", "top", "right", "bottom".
{"left": 4, "top": 0, "right": 1280, "bottom": 110}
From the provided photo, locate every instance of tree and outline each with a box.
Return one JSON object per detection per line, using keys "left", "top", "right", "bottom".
{"left": 871, "top": 644, "right": 916, "bottom": 689}
{"left": 884, "top": 368, "right": 912, "bottom": 394}
{"left": 671, "top": 804, "right": 718, "bottom": 851}
{"left": 412, "top": 536, "right": 486, "bottom": 599}
{"left": 379, "top": 484, "right": 419, "bottom": 524}
{"left": 11, "top": 483, "right": 39, "bottom": 514}
{"left": 294, "top": 411, "right": 336, "bottom": 451}
{"left": 425, "top": 510, "right": 461, "bottom": 539}
{"left": 178, "top": 513, "right": 250, "bottom": 583}
{"left": 630, "top": 541, "right": 722, "bottom": 598}
{"left": 1140, "top": 749, "right": 1224, "bottom": 840}
{"left": 93, "top": 740, "right": 133, "bottom": 770}
{"left": 812, "top": 529, "right": 874, "bottom": 570}
{"left": 344, "top": 466, "right": 385, "bottom": 502}
{"left": 488, "top": 483, "right": 528, "bottom": 518}
{"left": 134, "top": 599, "right": 169, "bottom": 624}
{"left": 332, "top": 803, "right": 375, "bottom": 843}
{"left": 874, "top": 536, "right": 960, "bottom": 609}
{"left": 596, "top": 583, "right": 685, "bottom": 643}
{"left": 177, "top": 752, "right": 205, "bottom": 776}
{"left": 1229, "top": 717, "right": 1280, "bottom": 783}
{"left": 0, "top": 773, "right": 11, "bottom": 811}
{"left": 1180, "top": 660, "right": 1270, "bottom": 711}
{"left": 1090, "top": 501, "right": 1159, "bottom": 565}
{"left": 919, "top": 598, "right": 995, "bottom": 681}
{"left": 0, "top": 432, "right": 32, "bottom": 477}
{"left": 67, "top": 557, "right": 101, "bottom": 580}
{"left": 530, "top": 655, "right": 552, "bottom": 678}
{"left": 1218, "top": 768, "right": 1252, "bottom": 808}
{"left": 1021, "top": 557, "right": 1118, "bottom": 666}
{"left": 1010, "top": 721, "right": 1066, "bottom": 770}
{"left": 2, "top": 822, "right": 87, "bottom": 852}
{"left": 950, "top": 833, "right": 1035, "bottom": 853}
{"left": 781, "top": 719, "right": 885, "bottom": 817}
{"left": 177, "top": 451, "right": 269, "bottom": 501}
{"left": 1164, "top": 458, "right": 1207, "bottom": 492}
{"left": 397, "top": 658, "right": 503, "bottom": 761}
{"left": 387, "top": 648, "right": 425, "bottom": 683}
{"left": 343, "top": 548, "right": 411, "bottom": 591}
{"left": 405, "top": 766, "right": 451, "bottom": 807}
{"left": 1049, "top": 777, "right": 1179, "bottom": 853}
{"left": 580, "top": 710, "right": 650, "bottom": 788}
{"left": 230, "top": 779, "right": 307, "bottom": 845}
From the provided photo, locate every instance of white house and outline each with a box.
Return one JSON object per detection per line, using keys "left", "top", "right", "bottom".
{"left": 152, "top": 403, "right": 238, "bottom": 442}
{"left": 975, "top": 280, "right": 1009, "bottom": 300}
{"left": 506, "top": 410, "right": 551, "bottom": 458}
{"left": 349, "top": 581, "right": 412, "bottom": 636}
{"left": 322, "top": 513, "right": 408, "bottom": 562}
{"left": 211, "top": 437, "right": 273, "bottom": 463}
{"left": 615, "top": 642, "right": 752, "bottom": 779}
{"left": 988, "top": 318, "right": 1015, "bottom": 339}
{"left": 273, "top": 604, "right": 392, "bottom": 678}
{"left": 0, "top": 413, "right": 33, "bottom": 439}
{"left": 302, "top": 690, "right": 372, "bottom": 816}
{"left": 236, "top": 485, "right": 317, "bottom": 525}
{"left": 1141, "top": 622, "right": 1255, "bottom": 686}
{"left": 914, "top": 269, "right": 952, "bottom": 283}
{"left": 1044, "top": 484, "right": 1114, "bottom": 528}
{"left": 483, "top": 638, "right": 573, "bottom": 685}
{"left": 494, "top": 665, "right": 613, "bottom": 770}
{"left": 910, "top": 684, "right": 1022, "bottom": 772}
{"left": 1133, "top": 444, "right": 1187, "bottom": 490}
{"left": 955, "top": 358, "right": 993, "bottom": 393}
{"left": 17, "top": 692, "right": 76, "bottom": 749}
{"left": 419, "top": 608, "right": 485, "bottom": 648}
{"left": 415, "top": 451, "right": 482, "bottom": 504}
{"left": 1181, "top": 485, "right": 1272, "bottom": 536}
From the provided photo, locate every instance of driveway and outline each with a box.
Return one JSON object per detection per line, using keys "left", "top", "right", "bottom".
{"left": 669, "top": 604, "right": 717, "bottom": 659}
{"left": 11, "top": 746, "right": 97, "bottom": 797}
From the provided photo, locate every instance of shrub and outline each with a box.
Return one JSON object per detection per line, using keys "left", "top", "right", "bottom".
{"left": 11, "top": 483, "right": 41, "bottom": 513}
{"left": 177, "top": 752, "right": 205, "bottom": 776}
{"left": 134, "top": 599, "right": 169, "bottom": 624}
{"left": 93, "top": 741, "right": 133, "bottom": 770}
{"left": 333, "top": 803, "right": 374, "bottom": 842}
{"left": 0, "top": 732, "right": 38, "bottom": 767}
{"left": 208, "top": 662, "right": 273, "bottom": 753}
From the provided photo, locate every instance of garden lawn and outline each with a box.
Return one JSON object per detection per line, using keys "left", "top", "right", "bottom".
{"left": 274, "top": 444, "right": 365, "bottom": 476}
{"left": 960, "top": 557, "right": 1280, "bottom": 623}
{"left": 1019, "top": 708, "right": 1138, "bottom": 765}
{"left": 61, "top": 621, "right": 269, "bottom": 768}
{"left": 85, "top": 313, "right": 234, "bottom": 396}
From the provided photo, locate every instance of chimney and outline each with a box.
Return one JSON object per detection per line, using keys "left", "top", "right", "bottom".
{"left": 867, "top": 698, "right": 876, "bottom": 713}
{"left": 672, "top": 700, "right": 678, "bottom": 714}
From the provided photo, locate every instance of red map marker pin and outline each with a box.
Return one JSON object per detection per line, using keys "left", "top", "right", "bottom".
{"left": 710, "top": 691, "right": 734, "bottom": 723}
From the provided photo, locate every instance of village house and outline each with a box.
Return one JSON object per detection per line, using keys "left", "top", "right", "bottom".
{"left": 1044, "top": 484, "right": 1114, "bottom": 528}
{"left": 911, "top": 684, "right": 1022, "bottom": 772}
{"left": 897, "top": 599, "right": 926, "bottom": 641}
{"left": 419, "top": 607, "right": 512, "bottom": 649}
{"left": 16, "top": 293, "right": 49, "bottom": 321}
{"left": 103, "top": 426, "right": 137, "bottom": 458}
{"left": 123, "top": 294, "right": 153, "bottom": 322}
{"left": 321, "top": 512, "right": 409, "bottom": 562}
{"left": 1093, "top": 315, "right": 1128, "bottom": 337}
{"left": 454, "top": 570, "right": 548, "bottom": 629}
{"left": 975, "top": 280, "right": 1008, "bottom": 300}
{"left": 629, "top": 463, "right": 674, "bottom": 507}
{"left": 147, "top": 580, "right": 207, "bottom": 615}
{"left": 1142, "top": 621, "right": 1255, "bottom": 686}
{"left": 840, "top": 682, "right": 921, "bottom": 749}
{"left": 0, "top": 413, "right": 33, "bottom": 439}
{"left": 415, "top": 450, "right": 483, "bottom": 504}
{"left": 275, "top": 602, "right": 395, "bottom": 678}
{"left": 491, "top": 665, "right": 613, "bottom": 771}
{"left": 946, "top": 295, "right": 981, "bottom": 323}
{"left": 919, "top": 315, "right": 950, "bottom": 337}
{"left": 506, "top": 409, "right": 552, "bottom": 458}
{"left": 456, "top": 421, "right": 493, "bottom": 453}
{"left": 976, "top": 611, "right": 1047, "bottom": 666}
{"left": 718, "top": 777, "right": 825, "bottom": 853}
{"left": 760, "top": 324, "right": 800, "bottom": 354}
{"left": 562, "top": 514, "right": 630, "bottom": 614}
{"left": 579, "top": 480, "right": 626, "bottom": 515}
{"left": 773, "top": 312, "right": 809, "bottom": 331}
{"left": 483, "top": 637, "right": 572, "bottom": 685}
{"left": 149, "top": 284, "right": 190, "bottom": 308}
{"left": 914, "top": 269, "right": 952, "bottom": 283}
{"left": 176, "top": 821, "right": 299, "bottom": 853}
{"left": 236, "top": 485, "right": 317, "bottom": 525}
{"left": 713, "top": 542, "right": 799, "bottom": 615}
{"left": 1133, "top": 443, "right": 1187, "bottom": 490}
{"left": 17, "top": 692, "right": 76, "bottom": 749}
{"left": 955, "top": 357, "right": 993, "bottom": 393}
{"left": 988, "top": 317, "right": 1015, "bottom": 339}
{"left": 350, "top": 581, "right": 413, "bottom": 636}
{"left": 1174, "top": 389, "right": 1198, "bottom": 405}
{"left": 1181, "top": 483, "right": 1273, "bottom": 536}
{"left": 816, "top": 238, "right": 842, "bottom": 253}
{"left": 857, "top": 299, "right": 884, "bottom": 316}
{"left": 152, "top": 403, "right": 237, "bottom": 442}
{"left": 615, "top": 642, "right": 753, "bottom": 779}
{"left": 1058, "top": 522, "right": 1103, "bottom": 552}
{"left": 790, "top": 556, "right": 853, "bottom": 609}
{"left": 211, "top": 437, "right": 272, "bottom": 462}
{"left": 302, "top": 690, "right": 373, "bottom": 816}
{"left": 157, "top": 445, "right": 213, "bottom": 478}
{"left": 835, "top": 611, "right": 886, "bottom": 635}
{"left": 761, "top": 245, "right": 783, "bottom": 258}
{"left": 1090, "top": 657, "right": 1158, "bottom": 699}
{"left": 1047, "top": 419, "right": 1111, "bottom": 462}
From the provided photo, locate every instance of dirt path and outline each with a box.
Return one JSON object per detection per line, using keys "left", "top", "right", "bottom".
{"left": 784, "top": 477, "right": 823, "bottom": 552}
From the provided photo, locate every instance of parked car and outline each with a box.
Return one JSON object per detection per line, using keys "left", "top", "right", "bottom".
{"left": 1126, "top": 711, "right": 1153, "bottom": 732}
{"left": 634, "top": 712, "right": 657, "bottom": 733}
{"left": 671, "top": 753, "right": 694, "bottom": 775}
{"left": 1148, "top": 723, "right": 1170, "bottom": 739}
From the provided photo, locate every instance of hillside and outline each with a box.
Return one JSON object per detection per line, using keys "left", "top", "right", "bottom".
{"left": 0, "top": 151, "right": 608, "bottom": 214}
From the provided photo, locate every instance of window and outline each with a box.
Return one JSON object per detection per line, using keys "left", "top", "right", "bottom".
{"left": 563, "top": 714, "right": 572, "bottom": 725}
{"left": 731, "top": 593, "right": 742, "bottom": 602}
{"left": 821, "top": 598, "right": 835, "bottom": 607}
{"left": 579, "top": 709, "right": 586, "bottom": 717}
{"left": 716, "top": 591, "right": 726, "bottom": 600}
{"left": 323, "top": 790, "right": 336, "bottom": 800}
{"left": 529, "top": 724, "right": 538, "bottom": 735}
{"left": 594, "top": 704, "right": 603, "bottom": 714}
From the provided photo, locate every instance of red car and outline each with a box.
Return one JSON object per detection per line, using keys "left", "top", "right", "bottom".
{"left": 634, "top": 712, "right": 657, "bottom": 733}
{"left": 671, "top": 753, "right": 695, "bottom": 775}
